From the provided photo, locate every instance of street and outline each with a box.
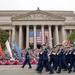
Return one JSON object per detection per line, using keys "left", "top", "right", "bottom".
{"left": 0, "top": 65, "right": 74, "bottom": 75}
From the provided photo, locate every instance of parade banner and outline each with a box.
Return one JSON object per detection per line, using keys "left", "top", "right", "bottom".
{"left": 13, "top": 40, "right": 22, "bottom": 61}
{"left": 5, "top": 40, "right": 14, "bottom": 61}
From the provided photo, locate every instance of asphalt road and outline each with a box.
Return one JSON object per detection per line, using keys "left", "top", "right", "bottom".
{"left": 0, "top": 65, "right": 74, "bottom": 75}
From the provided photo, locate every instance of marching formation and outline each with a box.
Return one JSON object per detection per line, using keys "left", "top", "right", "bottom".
{"left": 35, "top": 44, "right": 75, "bottom": 74}
{"left": 21, "top": 42, "right": 75, "bottom": 74}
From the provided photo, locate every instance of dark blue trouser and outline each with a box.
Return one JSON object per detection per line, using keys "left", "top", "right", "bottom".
{"left": 39, "top": 60, "right": 53, "bottom": 73}
{"left": 54, "top": 55, "right": 58, "bottom": 69}
{"left": 71, "top": 59, "right": 75, "bottom": 71}
{"left": 36, "top": 59, "right": 43, "bottom": 71}
{"left": 22, "top": 59, "right": 32, "bottom": 68}
{"left": 58, "top": 59, "right": 70, "bottom": 72}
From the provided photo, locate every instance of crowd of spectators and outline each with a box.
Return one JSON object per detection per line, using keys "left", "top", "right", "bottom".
{"left": 0, "top": 48, "right": 42, "bottom": 65}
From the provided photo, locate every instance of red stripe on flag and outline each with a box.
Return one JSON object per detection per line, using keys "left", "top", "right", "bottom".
{"left": 29, "top": 38, "right": 34, "bottom": 43}
{"left": 37, "top": 30, "right": 41, "bottom": 43}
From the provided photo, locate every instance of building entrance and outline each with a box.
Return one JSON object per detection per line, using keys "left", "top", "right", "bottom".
{"left": 29, "top": 44, "right": 34, "bottom": 49}
{"left": 37, "top": 44, "right": 41, "bottom": 49}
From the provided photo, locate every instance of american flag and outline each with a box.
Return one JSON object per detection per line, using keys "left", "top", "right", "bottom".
{"left": 36, "top": 30, "right": 42, "bottom": 44}
{"left": 29, "top": 37, "right": 34, "bottom": 43}
{"left": 29, "top": 29, "right": 34, "bottom": 44}
{"left": 29, "top": 29, "right": 49, "bottom": 44}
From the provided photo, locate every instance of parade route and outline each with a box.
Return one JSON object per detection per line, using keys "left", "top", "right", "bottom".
{"left": 0, "top": 65, "right": 74, "bottom": 75}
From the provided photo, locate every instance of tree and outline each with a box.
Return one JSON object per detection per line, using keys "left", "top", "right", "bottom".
{"left": 68, "top": 30, "right": 75, "bottom": 44}
{"left": 0, "top": 28, "right": 9, "bottom": 50}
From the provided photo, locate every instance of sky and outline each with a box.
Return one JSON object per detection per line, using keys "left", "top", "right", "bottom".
{"left": 0, "top": 0, "right": 75, "bottom": 11}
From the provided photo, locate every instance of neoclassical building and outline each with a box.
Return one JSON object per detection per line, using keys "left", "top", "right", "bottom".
{"left": 0, "top": 8, "right": 75, "bottom": 49}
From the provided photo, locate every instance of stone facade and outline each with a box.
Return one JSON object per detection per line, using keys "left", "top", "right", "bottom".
{"left": 0, "top": 8, "right": 75, "bottom": 49}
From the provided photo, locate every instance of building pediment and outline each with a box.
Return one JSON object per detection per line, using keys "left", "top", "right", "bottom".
{"left": 11, "top": 9, "right": 65, "bottom": 21}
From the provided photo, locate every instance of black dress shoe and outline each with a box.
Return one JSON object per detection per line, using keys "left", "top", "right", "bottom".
{"left": 46, "top": 70, "right": 49, "bottom": 72}
{"left": 28, "top": 67, "right": 32, "bottom": 69}
{"left": 35, "top": 69, "right": 38, "bottom": 71}
{"left": 54, "top": 68, "right": 57, "bottom": 70}
{"left": 38, "top": 71, "right": 42, "bottom": 73}
{"left": 68, "top": 70, "right": 71, "bottom": 73}
{"left": 73, "top": 70, "right": 75, "bottom": 72}
{"left": 63, "top": 69, "right": 67, "bottom": 71}
{"left": 49, "top": 72, "right": 54, "bottom": 74}
{"left": 21, "top": 66, "right": 24, "bottom": 68}
{"left": 57, "top": 71, "right": 61, "bottom": 73}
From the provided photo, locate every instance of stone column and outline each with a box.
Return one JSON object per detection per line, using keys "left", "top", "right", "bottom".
{"left": 12, "top": 26, "right": 15, "bottom": 42}
{"left": 9, "top": 30, "right": 12, "bottom": 44}
{"left": 26, "top": 25, "right": 29, "bottom": 48}
{"left": 19, "top": 25, "right": 23, "bottom": 49}
{"left": 62, "top": 26, "right": 66, "bottom": 41}
{"left": 70, "top": 30, "right": 72, "bottom": 35}
{"left": 12, "top": 26, "right": 16, "bottom": 49}
{"left": 48, "top": 25, "right": 52, "bottom": 48}
{"left": 41, "top": 25, "right": 44, "bottom": 44}
{"left": 34, "top": 25, "right": 36, "bottom": 49}
{"left": 55, "top": 25, "right": 59, "bottom": 44}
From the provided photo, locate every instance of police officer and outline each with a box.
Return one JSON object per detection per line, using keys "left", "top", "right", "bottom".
{"left": 21, "top": 49, "right": 32, "bottom": 69}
